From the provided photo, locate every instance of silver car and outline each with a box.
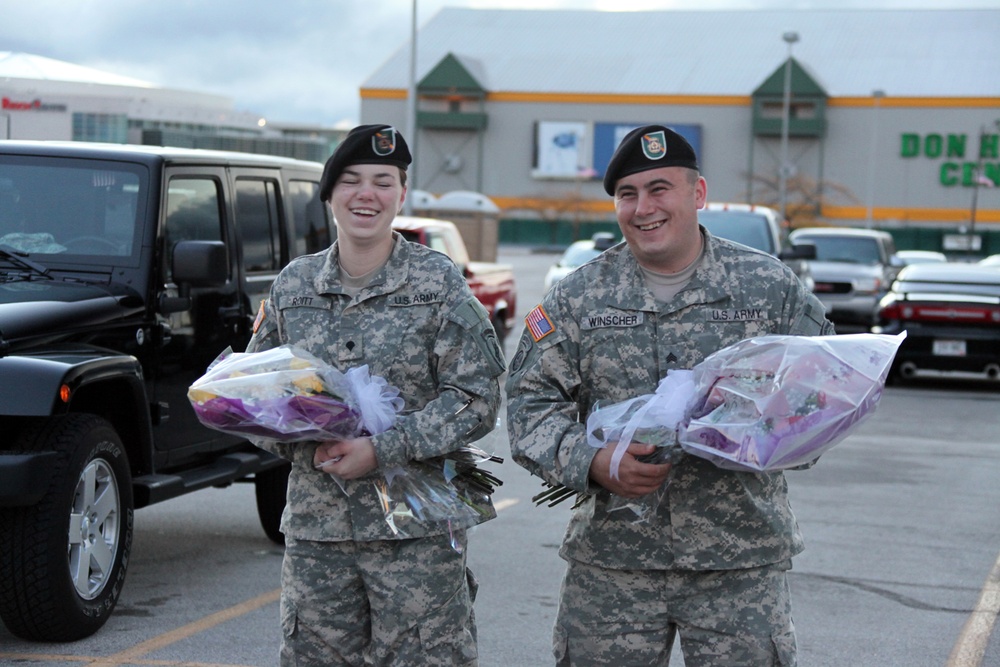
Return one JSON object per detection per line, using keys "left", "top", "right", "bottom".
{"left": 544, "top": 232, "right": 618, "bottom": 289}
{"left": 789, "top": 227, "right": 904, "bottom": 334}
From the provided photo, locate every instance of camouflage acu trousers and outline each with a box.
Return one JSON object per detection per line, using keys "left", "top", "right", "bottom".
{"left": 553, "top": 558, "right": 796, "bottom": 667}
{"left": 279, "top": 533, "right": 479, "bottom": 666}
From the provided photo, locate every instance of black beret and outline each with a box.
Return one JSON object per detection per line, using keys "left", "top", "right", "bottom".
{"left": 603, "top": 124, "right": 700, "bottom": 195}
{"left": 319, "top": 124, "right": 411, "bottom": 202}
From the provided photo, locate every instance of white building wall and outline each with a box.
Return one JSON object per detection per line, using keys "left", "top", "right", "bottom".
{"left": 365, "top": 92, "right": 1000, "bottom": 227}
{"left": 2, "top": 109, "right": 72, "bottom": 140}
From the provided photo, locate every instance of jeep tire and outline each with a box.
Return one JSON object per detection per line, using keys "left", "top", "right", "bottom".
{"left": 0, "top": 414, "right": 133, "bottom": 642}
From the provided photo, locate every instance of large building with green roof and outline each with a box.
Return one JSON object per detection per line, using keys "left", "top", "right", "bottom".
{"left": 360, "top": 7, "right": 1000, "bottom": 238}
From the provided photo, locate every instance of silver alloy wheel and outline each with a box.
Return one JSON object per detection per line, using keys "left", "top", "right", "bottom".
{"left": 68, "top": 458, "right": 120, "bottom": 600}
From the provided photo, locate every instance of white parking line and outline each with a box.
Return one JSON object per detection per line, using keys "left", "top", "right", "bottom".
{"left": 494, "top": 497, "right": 519, "bottom": 511}
{"left": 947, "top": 548, "right": 1000, "bottom": 666}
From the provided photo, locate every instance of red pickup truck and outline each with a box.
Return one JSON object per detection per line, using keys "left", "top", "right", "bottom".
{"left": 392, "top": 216, "right": 518, "bottom": 345}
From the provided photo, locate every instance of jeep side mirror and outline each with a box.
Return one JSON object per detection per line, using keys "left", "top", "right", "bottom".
{"left": 172, "top": 241, "right": 228, "bottom": 287}
{"left": 160, "top": 241, "right": 228, "bottom": 314}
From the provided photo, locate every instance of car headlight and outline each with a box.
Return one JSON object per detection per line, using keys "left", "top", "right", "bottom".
{"left": 851, "top": 277, "right": 881, "bottom": 294}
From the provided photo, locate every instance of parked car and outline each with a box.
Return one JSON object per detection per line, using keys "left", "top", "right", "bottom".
{"left": 391, "top": 216, "right": 517, "bottom": 345}
{"left": 697, "top": 203, "right": 815, "bottom": 290}
{"left": 874, "top": 263, "right": 1000, "bottom": 381}
{"left": 897, "top": 250, "right": 948, "bottom": 265}
{"left": 788, "top": 227, "right": 904, "bottom": 333}
{"left": 978, "top": 254, "right": 1000, "bottom": 267}
{"left": 0, "top": 140, "right": 333, "bottom": 641}
{"left": 544, "top": 231, "right": 618, "bottom": 289}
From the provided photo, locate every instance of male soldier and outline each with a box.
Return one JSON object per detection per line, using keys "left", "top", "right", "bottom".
{"left": 247, "top": 124, "right": 506, "bottom": 666}
{"left": 505, "top": 124, "right": 833, "bottom": 666}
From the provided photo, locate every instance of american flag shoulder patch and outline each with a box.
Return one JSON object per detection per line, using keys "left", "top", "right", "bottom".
{"left": 253, "top": 299, "right": 267, "bottom": 334}
{"left": 525, "top": 305, "right": 555, "bottom": 342}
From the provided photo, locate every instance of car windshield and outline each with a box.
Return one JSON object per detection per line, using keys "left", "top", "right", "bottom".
{"left": 0, "top": 156, "right": 145, "bottom": 259}
{"left": 561, "top": 243, "right": 602, "bottom": 268}
{"left": 697, "top": 210, "right": 775, "bottom": 254}
{"left": 795, "top": 236, "right": 881, "bottom": 264}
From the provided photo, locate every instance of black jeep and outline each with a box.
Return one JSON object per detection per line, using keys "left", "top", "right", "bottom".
{"left": 0, "top": 141, "right": 332, "bottom": 641}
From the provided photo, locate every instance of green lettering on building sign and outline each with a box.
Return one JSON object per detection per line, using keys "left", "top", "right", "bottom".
{"left": 901, "top": 132, "right": 1000, "bottom": 187}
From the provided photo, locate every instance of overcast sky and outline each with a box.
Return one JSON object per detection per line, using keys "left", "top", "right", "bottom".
{"left": 2, "top": 0, "right": 998, "bottom": 128}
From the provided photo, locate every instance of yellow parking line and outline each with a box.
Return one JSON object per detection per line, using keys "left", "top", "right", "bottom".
{"left": 0, "top": 654, "right": 265, "bottom": 667}
{"left": 88, "top": 588, "right": 279, "bottom": 667}
{"left": 0, "top": 655, "right": 89, "bottom": 665}
{"left": 947, "top": 548, "right": 1000, "bottom": 666}
{"left": 2, "top": 500, "right": 526, "bottom": 666}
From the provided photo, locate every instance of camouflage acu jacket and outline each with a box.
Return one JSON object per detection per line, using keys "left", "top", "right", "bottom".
{"left": 505, "top": 230, "right": 834, "bottom": 571}
{"left": 248, "top": 234, "right": 506, "bottom": 542}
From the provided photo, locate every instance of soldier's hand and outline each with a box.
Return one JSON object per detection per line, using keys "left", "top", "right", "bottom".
{"left": 589, "top": 443, "right": 672, "bottom": 498}
{"left": 314, "top": 437, "right": 378, "bottom": 479}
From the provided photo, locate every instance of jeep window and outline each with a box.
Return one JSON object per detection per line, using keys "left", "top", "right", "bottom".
{"left": 0, "top": 156, "right": 143, "bottom": 258}
{"left": 288, "top": 179, "right": 331, "bottom": 256}
{"left": 164, "top": 178, "right": 225, "bottom": 282}
{"left": 236, "top": 178, "right": 282, "bottom": 272}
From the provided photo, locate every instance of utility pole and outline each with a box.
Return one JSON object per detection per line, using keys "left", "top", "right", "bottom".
{"left": 403, "top": 0, "right": 418, "bottom": 216}
{"left": 778, "top": 31, "right": 799, "bottom": 224}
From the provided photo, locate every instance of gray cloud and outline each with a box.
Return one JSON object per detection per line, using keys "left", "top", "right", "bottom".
{"left": 1, "top": 0, "right": 993, "bottom": 126}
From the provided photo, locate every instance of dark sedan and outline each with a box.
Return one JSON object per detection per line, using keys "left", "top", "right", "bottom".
{"left": 874, "top": 263, "right": 1000, "bottom": 381}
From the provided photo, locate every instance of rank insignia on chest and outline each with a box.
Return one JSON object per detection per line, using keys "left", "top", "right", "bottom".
{"left": 525, "top": 305, "right": 555, "bottom": 342}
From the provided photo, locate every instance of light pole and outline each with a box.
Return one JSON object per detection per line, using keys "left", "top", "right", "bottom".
{"left": 865, "top": 89, "right": 885, "bottom": 229}
{"left": 778, "top": 30, "right": 799, "bottom": 224}
{"left": 403, "top": 0, "right": 418, "bottom": 216}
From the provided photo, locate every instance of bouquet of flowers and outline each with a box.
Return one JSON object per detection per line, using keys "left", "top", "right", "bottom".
{"left": 189, "top": 346, "right": 505, "bottom": 539}
{"left": 376, "top": 445, "right": 504, "bottom": 543}
{"left": 187, "top": 345, "right": 402, "bottom": 441}
{"left": 680, "top": 332, "right": 904, "bottom": 472}
{"left": 533, "top": 370, "right": 697, "bottom": 512}
{"left": 533, "top": 332, "right": 905, "bottom": 516}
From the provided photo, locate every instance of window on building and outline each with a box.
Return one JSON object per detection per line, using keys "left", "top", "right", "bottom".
{"left": 72, "top": 113, "right": 128, "bottom": 143}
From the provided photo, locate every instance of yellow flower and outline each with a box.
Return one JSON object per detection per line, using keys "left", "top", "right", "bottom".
{"left": 291, "top": 374, "right": 325, "bottom": 395}
{"left": 289, "top": 357, "right": 313, "bottom": 370}
{"left": 187, "top": 388, "right": 217, "bottom": 404}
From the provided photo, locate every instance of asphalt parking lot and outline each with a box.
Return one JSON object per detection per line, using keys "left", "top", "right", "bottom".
{"left": 2, "top": 246, "right": 1000, "bottom": 666}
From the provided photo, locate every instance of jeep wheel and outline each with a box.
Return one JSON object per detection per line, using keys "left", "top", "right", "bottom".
{"left": 0, "top": 414, "right": 133, "bottom": 642}
{"left": 254, "top": 462, "right": 289, "bottom": 545}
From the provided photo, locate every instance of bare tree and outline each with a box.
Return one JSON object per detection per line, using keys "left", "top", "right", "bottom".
{"left": 747, "top": 171, "right": 863, "bottom": 227}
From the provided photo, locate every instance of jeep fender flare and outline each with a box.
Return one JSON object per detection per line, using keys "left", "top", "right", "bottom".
{"left": 0, "top": 352, "right": 154, "bottom": 471}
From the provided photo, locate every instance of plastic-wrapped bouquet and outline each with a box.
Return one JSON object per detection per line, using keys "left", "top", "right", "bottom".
{"left": 533, "top": 371, "right": 698, "bottom": 511}
{"left": 533, "top": 332, "right": 905, "bottom": 515}
{"left": 187, "top": 345, "right": 402, "bottom": 441}
{"left": 680, "top": 332, "right": 905, "bottom": 471}
{"left": 375, "top": 445, "right": 504, "bottom": 542}
{"left": 189, "top": 346, "right": 504, "bottom": 540}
